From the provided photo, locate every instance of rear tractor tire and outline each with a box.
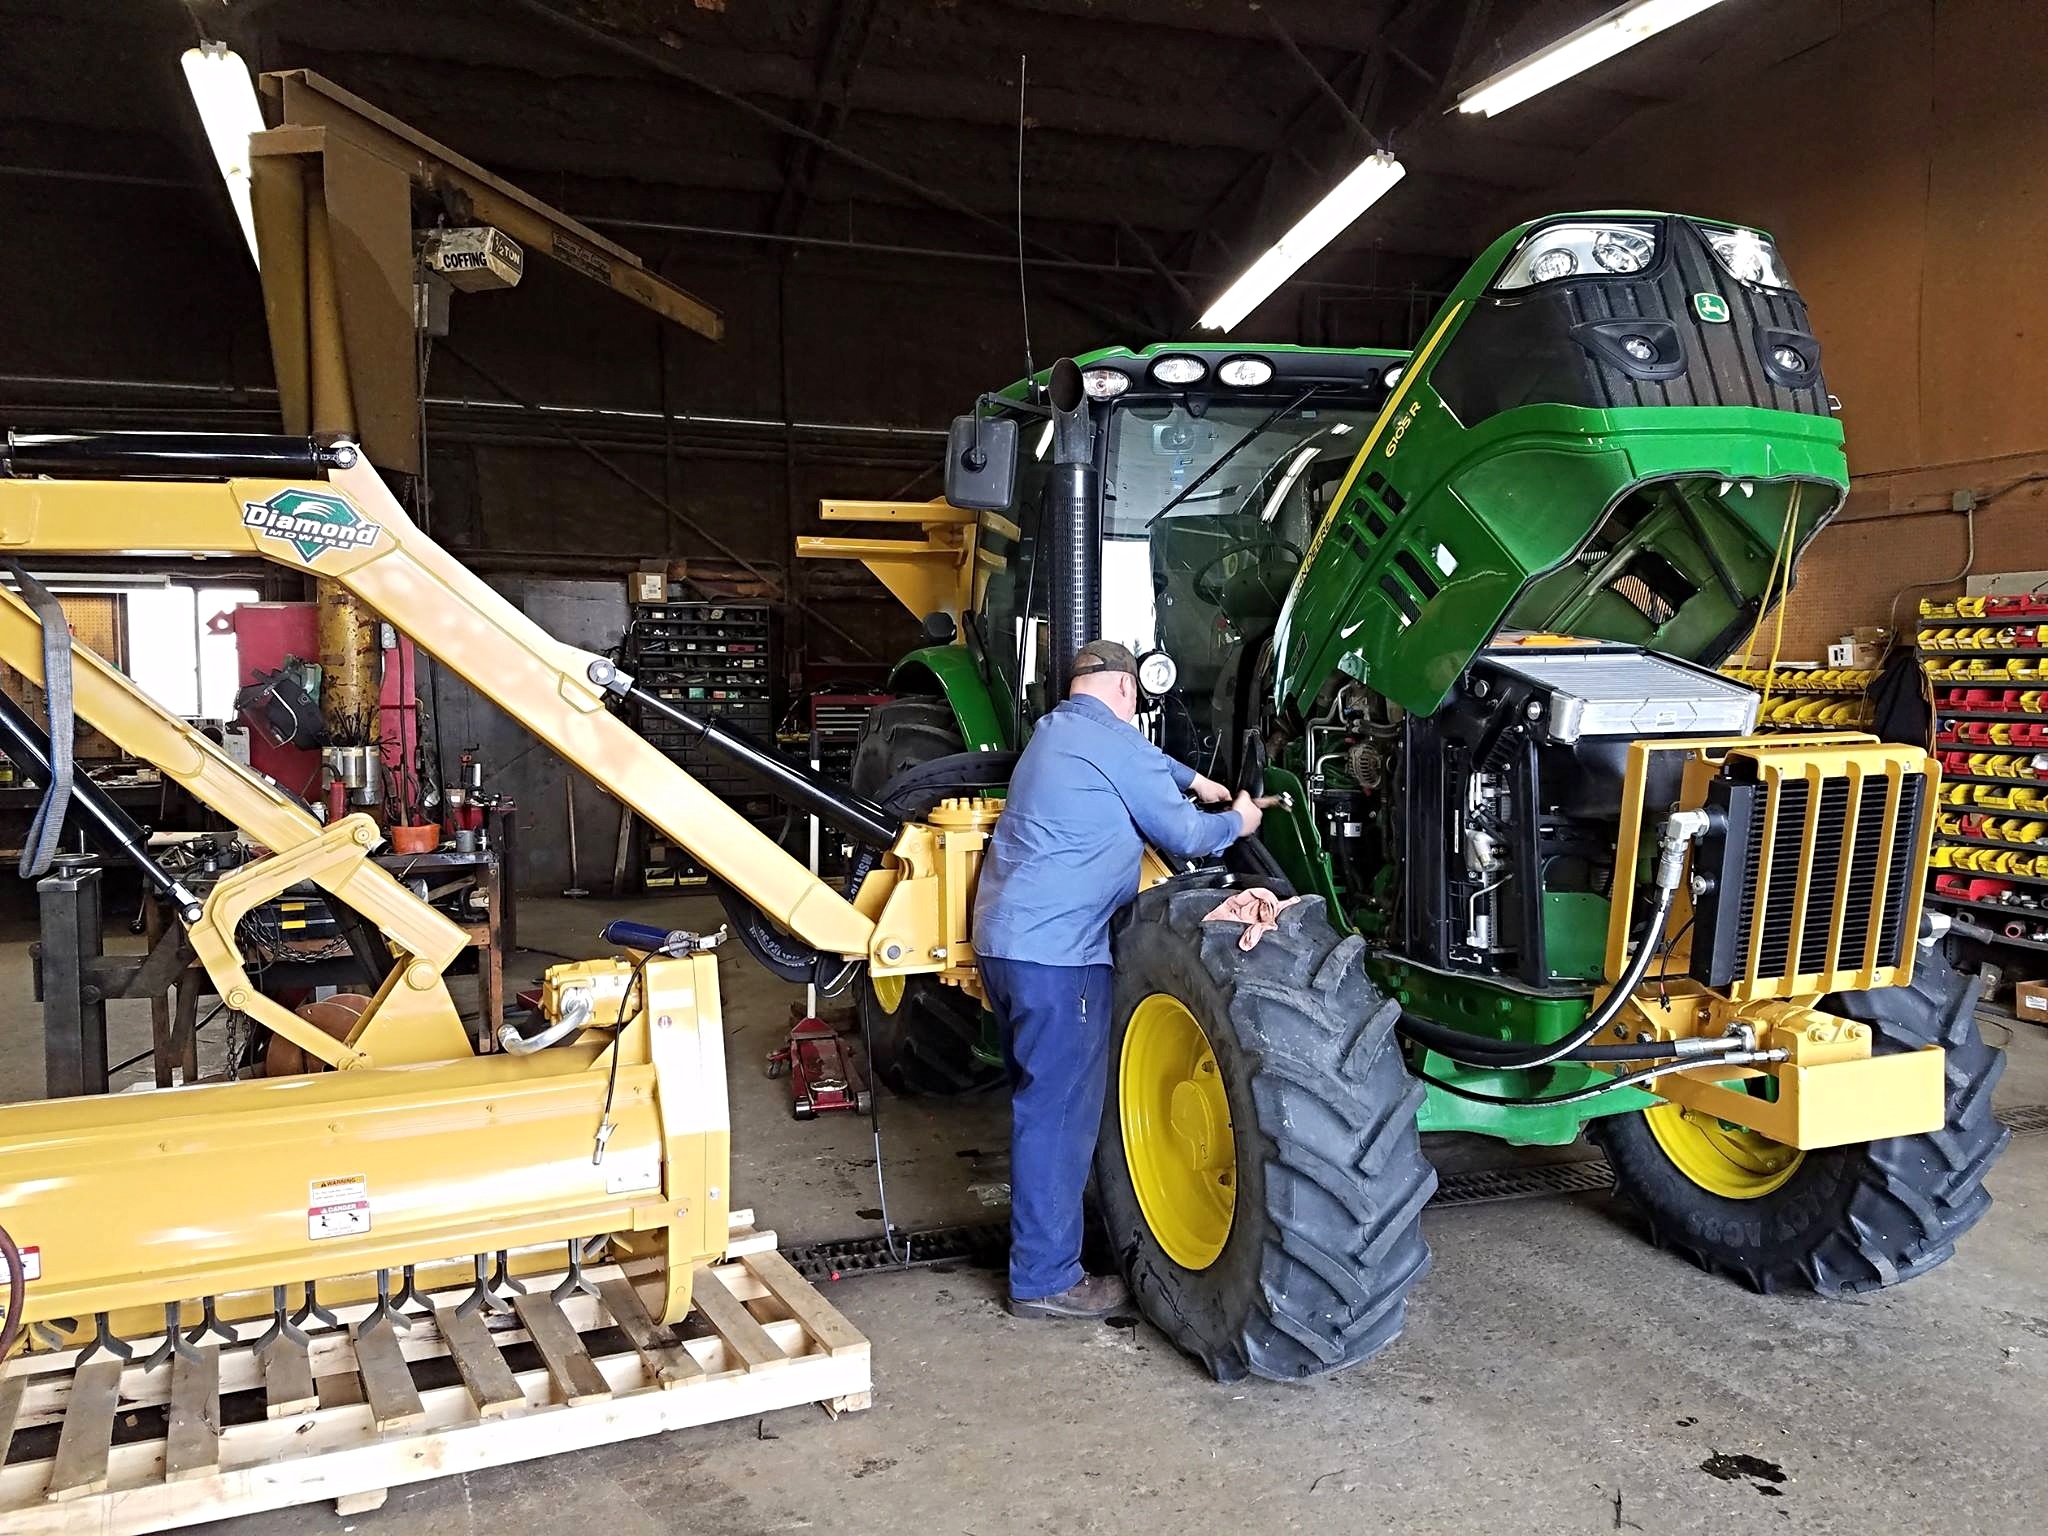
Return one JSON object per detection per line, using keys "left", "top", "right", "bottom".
{"left": 1095, "top": 882, "right": 1436, "bottom": 1382}
{"left": 849, "top": 697, "right": 1005, "bottom": 1097}
{"left": 1591, "top": 943, "right": 2008, "bottom": 1294}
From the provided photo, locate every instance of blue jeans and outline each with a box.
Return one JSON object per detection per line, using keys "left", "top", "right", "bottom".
{"left": 979, "top": 956, "right": 1115, "bottom": 1300}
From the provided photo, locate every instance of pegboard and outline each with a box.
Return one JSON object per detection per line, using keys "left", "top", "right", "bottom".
{"left": 0, "top": 592, "right": 127, "bottom": 760}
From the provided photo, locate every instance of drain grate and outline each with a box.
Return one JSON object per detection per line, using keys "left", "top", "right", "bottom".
{"left": 1431, "top": 1159, "right": 1615, "bottom": 1206}
{"left": 787, "top": 1105, "right": 2048, "bottom": 1282}
{"left": 1998, "top": 1102, "right": 2048, "bottom": 1137}
{"left": 785, "top": 1221, "right": 1009, "bottom": 1283}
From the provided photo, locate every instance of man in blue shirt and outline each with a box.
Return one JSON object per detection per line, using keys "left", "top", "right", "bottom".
{"left": 975, "top": 640, "right": 1262, "bottom": 1319}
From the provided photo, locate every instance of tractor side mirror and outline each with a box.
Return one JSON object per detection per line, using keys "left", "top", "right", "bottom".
{"left": 944, "top": 414, "right": 1018, "bottom": 512}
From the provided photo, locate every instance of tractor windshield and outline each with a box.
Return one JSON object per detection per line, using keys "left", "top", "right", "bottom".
{"left": 1100, "top": 398, "right": 1378, "bottom": 773}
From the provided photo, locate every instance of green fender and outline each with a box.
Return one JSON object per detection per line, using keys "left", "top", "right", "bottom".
{"left": 888, "top": 645, "right": 1011, "bottom": 751}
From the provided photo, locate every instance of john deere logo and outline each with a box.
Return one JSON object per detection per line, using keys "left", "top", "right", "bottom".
{"left": 241, "top": 488, "right": 382, "bottom": 564}
{"left": 1692, "top": 292, "right": 1731, "bottom": 324}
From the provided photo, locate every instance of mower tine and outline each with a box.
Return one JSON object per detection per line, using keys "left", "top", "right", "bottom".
{"left": 144, "top": 1302, "right": 200, "bottom": 1371}
{"left": 75, "top": 1312, "right": 134, "bottom": 1366}
{"left": 184, "top": 1294, "right": 237, "bottom": 1348}
{"left": 365, "top": 1268, "right": 412, "bottom": 1333}
{"left": 489, "top": 1250, "right": 526, "bottom": 1304}
{"left": 289, "top": 1280, "right": 340, "bottom": 1333}
{"left": 456, "top": 1253, "right": 508, "bottom": 1319}
{"left": 550, "top": 1239, "right": 600, "bottom": 1303}
{"left": 252, "top": 1285, "right": 309, "bottom": 1352}
{"left": 392, "top": 1263, "right": 428, "bottom": 1316}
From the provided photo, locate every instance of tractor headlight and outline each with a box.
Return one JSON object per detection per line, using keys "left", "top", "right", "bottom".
{"left": 1698, "top": 224, "right": 1794, "bottom": 288}
{"left": 1217, "top": 356, "right": 1274, "bottom": 387}
{"left": 1150, "top": 355, "right": 1209, "bottom": 386}
{"left": 1494, "top": 221, "right": 1660, "bottom": 290}
{"left": 1082, "top": 367, "right": 1131, "bottom": 400}
{"left": 1136, "top": 649, "right": 1179, "bottom": 697}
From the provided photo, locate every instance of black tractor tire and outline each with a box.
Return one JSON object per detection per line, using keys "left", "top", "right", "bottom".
{"left": 1095, "top": 882, "right": 1436, "bottom": 1382}
{"left": 850, "top": 697, "right": 1005, "bottom": 1097}
{"left": 1591, "top": 942, "right": 2008, "bottom": 1294}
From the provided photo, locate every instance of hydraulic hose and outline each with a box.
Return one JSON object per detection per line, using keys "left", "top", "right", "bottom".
{"left": 1394, "top": 810, "right": 1711, "bottom": 1073}
{"left": 498, "top": 982, "right": 595, "bottom": 1056}
{"left": 1411, "top": 1047, "right": 1786, "bottom": 1109}
{"left": 0, "top": 1223, "right": 24, "bottom": 1363}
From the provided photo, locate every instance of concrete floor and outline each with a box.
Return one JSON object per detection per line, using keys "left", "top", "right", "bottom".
{"left": 5, "top": 892, "right": 2048, "bottom": 1534}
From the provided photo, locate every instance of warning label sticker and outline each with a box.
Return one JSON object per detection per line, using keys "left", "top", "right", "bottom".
{"left": 308, "top": 1174, "right": 371, "bottom": 1241}
{"left": 14, "top": 1245, "right": 39, "bottom": 1281}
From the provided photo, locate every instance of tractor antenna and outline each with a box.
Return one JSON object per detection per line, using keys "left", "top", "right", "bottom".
{"left": 1015, "top": 54, "right": 1037, "bottom": 395}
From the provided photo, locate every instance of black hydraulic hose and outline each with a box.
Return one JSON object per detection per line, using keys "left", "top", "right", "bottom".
{"left": 0, "top": 1223, "right": 24, "bottom": 1363}
{"left": 1395, "top": 887, "right": 1677, "bottom": 1073}
{"left": 0, "top": 687, "right": 204, "bottom": 921}
{"left": 0, "top": 430, "right": 357, "bottom": 479}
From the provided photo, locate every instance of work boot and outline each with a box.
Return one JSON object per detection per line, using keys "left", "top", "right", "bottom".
{"left": 1005, "top": 1273, "right": 1130, "bottom": 1320}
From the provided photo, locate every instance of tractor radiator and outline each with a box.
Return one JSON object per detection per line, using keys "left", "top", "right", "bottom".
{"left": 1688, "top": 741, "right": 1934, "bottom": 1000}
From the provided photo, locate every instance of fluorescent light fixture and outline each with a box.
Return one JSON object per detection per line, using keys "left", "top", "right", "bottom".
{"left": 180, "top": 43, "right": 266, "bottom": 264}
{"left": 1457, "top": 0, "right": 1733, "bottom": 118}
{"left": 1198, "top": 152, "right": 1405, "bottom": 333}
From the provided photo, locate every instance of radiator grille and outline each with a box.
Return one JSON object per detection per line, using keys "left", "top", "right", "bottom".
{"left": 1729, "top": 756, "right": 1930, "bottom": 996}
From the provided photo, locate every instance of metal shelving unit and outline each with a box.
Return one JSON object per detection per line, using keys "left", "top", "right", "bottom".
{"left": 625, "top": 599, "right": 777, "bottom": 892}
{"left": 1918, "top": 604, "right": 2048, "bottom": 955}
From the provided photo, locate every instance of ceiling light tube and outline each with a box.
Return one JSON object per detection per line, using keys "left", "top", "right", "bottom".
{"left": 1456, "top": 0, "right": 1733, "bottom": 118}
{"left": 1198, "top": 152, "right": 1405, "bottom": 333}
{"left": 180, "top": 43, "right": 266, "bottom": 264}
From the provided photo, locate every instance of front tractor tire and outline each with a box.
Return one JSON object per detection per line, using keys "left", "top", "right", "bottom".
{"left": 1591, "top": 943, "right": 2009, "bottom": 1294}
{"left": 1096, "top": 883, "right": 1436, "bottom": 1382}
{"left": 850, "top": 697, "right": 1004, "bottom": 1097}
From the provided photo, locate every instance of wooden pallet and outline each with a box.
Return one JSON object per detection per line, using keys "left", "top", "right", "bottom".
{"left": 0, "top": 1212, "right": 870, "bottom": 1533}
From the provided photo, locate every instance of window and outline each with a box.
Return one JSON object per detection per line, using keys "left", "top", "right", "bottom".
{"left": 127, "top": 585, "right": 260, "bottom": 719}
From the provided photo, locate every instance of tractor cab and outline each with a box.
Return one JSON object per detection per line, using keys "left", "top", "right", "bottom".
{"left": 965, "top": 343, "right": 1401, "bottom": 770}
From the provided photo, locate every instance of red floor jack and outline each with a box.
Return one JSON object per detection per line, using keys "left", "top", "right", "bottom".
{"left": 767, "top": 1005, "right": 871, "bottom": 1119}
{"left": 763, "top": 738, "right": 870, "bottom": 1119}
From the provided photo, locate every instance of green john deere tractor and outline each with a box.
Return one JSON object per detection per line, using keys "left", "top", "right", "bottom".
{"left": 808, "top": 211, "right": 2008, "bottom": 1382}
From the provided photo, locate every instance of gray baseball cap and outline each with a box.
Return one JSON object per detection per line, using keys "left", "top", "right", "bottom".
{"left": 1070, "top": 639, "right": 1139, "bottom": 681}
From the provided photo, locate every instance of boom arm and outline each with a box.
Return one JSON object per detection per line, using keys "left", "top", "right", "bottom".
{"left": 0, "top": 454, "right": 878, "bottom": 956}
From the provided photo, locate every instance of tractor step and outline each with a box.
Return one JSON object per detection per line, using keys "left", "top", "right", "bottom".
{"left": 0, "top": 1210, "right": 870, "bottom": 1534}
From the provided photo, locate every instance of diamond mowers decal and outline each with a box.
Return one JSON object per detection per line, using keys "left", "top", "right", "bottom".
{"left": 1692, "top": 292, "right": 1731, "bottom": 324}
{"left": 242, "top": 488, "right": 382, "bottom": 563}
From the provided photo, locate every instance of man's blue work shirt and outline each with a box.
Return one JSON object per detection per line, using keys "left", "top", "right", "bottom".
{"left": 973, "top": 693, "right": 1243, "bottom": 967}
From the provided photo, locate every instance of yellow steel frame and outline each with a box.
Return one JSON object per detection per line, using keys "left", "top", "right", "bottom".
{"left": 795, "top": 497, "right": 979, "bottom": 631}
{"left": 1602, "top": 734, "right": 1946, "bottom": 1149}
{"left": 0, "top": 462, "right": 999, "bottom": 1336}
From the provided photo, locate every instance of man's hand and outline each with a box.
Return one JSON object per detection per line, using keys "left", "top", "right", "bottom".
{"left": 1230, "top": 790, "right": 1264, "bottom": 838}
{"left": 1187, "top": 773, "right": 1233, "bottom": 807}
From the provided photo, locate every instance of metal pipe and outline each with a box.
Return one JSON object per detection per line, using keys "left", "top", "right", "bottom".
{"left": 600, "top": 670, "right": 901, "bottom": 848}
{"left": 0, "top": 689, "right": 202, "bottom": 921}
{"left": 1043, "top": 359, "right": 1099, "bottom": 687}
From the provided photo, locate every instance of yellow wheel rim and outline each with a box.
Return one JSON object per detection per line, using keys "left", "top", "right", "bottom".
{"left": 1646, "top": 1099, "right": 1805, "bottom": 1199}
{"left": 871, "top": 971, "right": 905, "bottom": 1014}
{"left": 1120, "top": 994, "right": 1236, "bottom": 1270}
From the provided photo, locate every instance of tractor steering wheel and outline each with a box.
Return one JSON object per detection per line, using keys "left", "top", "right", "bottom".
{"left": 1190, "top": 536, "right": 1304, "bottom": 608}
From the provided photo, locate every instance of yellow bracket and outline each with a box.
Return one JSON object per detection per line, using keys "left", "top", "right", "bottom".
{"left": 187, "top": 814, "right": 469, "bottom": 1070}
{"left": 1620, "top": 983, "right": 1944, "bottom": 1149}
{"left": 796, "top": 497, "right": 977, "bottom": 630}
